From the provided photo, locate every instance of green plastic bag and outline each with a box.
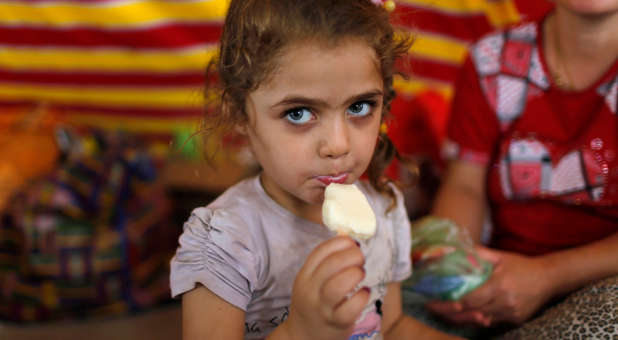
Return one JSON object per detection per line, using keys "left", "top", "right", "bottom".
{"left": 404, "top": 216, "right": 492, "bottom": 301}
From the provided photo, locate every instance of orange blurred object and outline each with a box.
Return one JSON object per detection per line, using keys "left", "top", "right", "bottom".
{"left": 0, "top": 104, "right": 60, "bottom": 210}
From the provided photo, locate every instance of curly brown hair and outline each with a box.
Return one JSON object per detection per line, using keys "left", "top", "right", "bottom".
{"left": 203, "top": 0, "right": 413, "bottom": 209}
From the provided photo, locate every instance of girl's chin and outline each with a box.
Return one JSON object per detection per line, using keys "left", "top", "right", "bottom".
{"left": 304, "top": 189, "right": 327, "bottom": 205}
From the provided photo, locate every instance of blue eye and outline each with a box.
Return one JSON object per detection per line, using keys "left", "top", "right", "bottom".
{"left": 347, "top": 101, "right": 373, "bottom": 117}
{"left": 285, "top": 107, "right": 313, "bottom": 124}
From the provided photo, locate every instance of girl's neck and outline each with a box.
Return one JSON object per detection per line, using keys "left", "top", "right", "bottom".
{"left": 545, "top": 7, "right": 618, "bottom": 90}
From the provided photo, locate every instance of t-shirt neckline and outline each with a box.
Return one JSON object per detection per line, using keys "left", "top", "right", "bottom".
{"left": 252, "top": 174, "right": 335, "bottom": 237}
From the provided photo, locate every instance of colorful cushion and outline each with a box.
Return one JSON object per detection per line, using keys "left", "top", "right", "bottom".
{"left": 0, "top": 128, "right": 178, "bottom": 322}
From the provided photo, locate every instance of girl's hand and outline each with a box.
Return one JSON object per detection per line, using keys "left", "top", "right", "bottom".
{"left": 278, "top": 235, "right": 369, "bottom": 340}
{"left": 426, "top": 246, "right": 554, "bottom": 326}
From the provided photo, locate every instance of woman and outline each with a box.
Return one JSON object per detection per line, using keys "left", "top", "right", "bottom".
{"left": 428, "top": 0, "right": 618, "bottom": 336}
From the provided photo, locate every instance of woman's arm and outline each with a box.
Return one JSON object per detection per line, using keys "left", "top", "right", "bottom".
{"left": 182, "top": 284, "right": 245, "bottom": 340}
{"left": 381, "top": 282, "right": 465, "bottom": 340}
{"left": 431, "top": 160, "right": 488, "bottom": 242}
{"left": 538, "top": 230, "right": 618, "bottom": 299}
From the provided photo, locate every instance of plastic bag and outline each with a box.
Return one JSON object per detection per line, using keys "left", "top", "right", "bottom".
{"left": 404, "top": 216, "right": 492, "bottom": 301}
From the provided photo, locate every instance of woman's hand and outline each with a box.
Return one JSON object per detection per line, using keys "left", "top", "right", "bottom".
{"left": 275, "top": 235, "right": 368, "bottom": 340}
{"left": 426, "top": 246, "right": 555, "bottom": 326}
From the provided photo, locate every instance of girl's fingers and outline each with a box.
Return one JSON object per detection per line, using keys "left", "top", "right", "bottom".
{"left": 311, "top": 241, "right": 364, "bottom": 287}
{"left": 300, "top": 236, "right": 357, "bottom": 278}
{"left": 331, "top": 286, "right": 371, "bottom": 327}
{"left": 321, "top": 265, "right": 365, "bottom": 308}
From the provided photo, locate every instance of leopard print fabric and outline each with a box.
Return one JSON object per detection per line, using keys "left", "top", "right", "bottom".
{"left": 498, "top": 275, "right": 618, "bottom": 340}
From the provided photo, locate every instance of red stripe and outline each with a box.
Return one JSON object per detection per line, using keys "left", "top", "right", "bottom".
{"left": 0, "top": 23, "right": 222, "bottom": 48}
{"left": 513, "top": 0, "right": 554, "bottom": 21}
{"left": 0, "top": 70, "right": 206, "bottom": 86}
{"left": 393, "top": 5, "right": 494, "bottom": 42}
{"left": 0, "top": 100, "right": 204, "bottom": 117}
{"left": 406, "top": 57, "right": 461, "bottom": 84}
{"left": 397, "top": 56, "right": 461, "bottom": 84}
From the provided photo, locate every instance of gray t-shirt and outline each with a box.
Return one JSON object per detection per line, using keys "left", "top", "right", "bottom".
{"left": 170, "top": 175, "right": 412, "bottom": 339}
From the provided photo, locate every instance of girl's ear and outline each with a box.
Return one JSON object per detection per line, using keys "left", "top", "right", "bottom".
{"left": 222, "top": 100, "right": 247, "bottom": 135}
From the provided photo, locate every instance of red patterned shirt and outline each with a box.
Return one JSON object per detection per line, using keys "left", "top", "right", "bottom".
{"left": 445, "top": 17, "right": 618, "bottom": 255}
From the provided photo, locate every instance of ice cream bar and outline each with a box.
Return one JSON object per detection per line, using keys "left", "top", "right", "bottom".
{"left": 322, "top": 183, "right": 376, "bottom": 240}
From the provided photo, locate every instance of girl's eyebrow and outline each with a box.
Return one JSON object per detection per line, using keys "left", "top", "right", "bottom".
{"left": 271, "top": 90, "right": 383, "bottom": 109}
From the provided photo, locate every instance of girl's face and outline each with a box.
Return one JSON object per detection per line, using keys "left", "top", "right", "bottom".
{"left": 241, "top": 38, "right": 383, "bottom": 220}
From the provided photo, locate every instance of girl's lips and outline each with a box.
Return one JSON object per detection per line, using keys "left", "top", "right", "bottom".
{"left": 316, "top": 173, "right": 348, "bottom": 185}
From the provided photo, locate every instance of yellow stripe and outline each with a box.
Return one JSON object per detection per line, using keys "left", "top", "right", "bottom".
{"left": 394, "top": 76, "right": 453, "bottom": 100}
{"left": 485, "top": 0, "right": 521, "bottom": 28}
{"left": 0, "top": 46, "right": 217, "bottom": 72}
{"left": 398, "top": 0, "right": 520, "bottom": 27}
{"left": 65, "top": 113, "right": 202, "bottom": 133}
{"left": 0, "top": 83, "right": 205, "bottom": 108}
{"left": 409, "top": 33, "right": 468, "bottom": 64}
{"left": 398, "top": 0, "right": 490, "bottom": 13}
{"left": 0, "top": 0, "right": 230, "bottom": 27}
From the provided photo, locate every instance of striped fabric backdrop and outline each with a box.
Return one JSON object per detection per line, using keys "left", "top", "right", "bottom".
{"left": 0, "top": 0, "right": 551, "bottom": 157}
{"left": 385, "top": 0, "right": 552, "bottom": 172}
{"left": 393, "top": 0, "right": 551, "bottom": 102}
{"left": 0, "top": 0, "right": 227, "bottom": 157}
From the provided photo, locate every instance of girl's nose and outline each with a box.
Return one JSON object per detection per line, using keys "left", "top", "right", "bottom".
{"left": 318, "top": 117, "right": 350, "bottom": 159}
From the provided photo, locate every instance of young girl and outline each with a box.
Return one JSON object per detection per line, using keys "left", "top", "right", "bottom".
{"left": 170, "top": 1, "right": 462, "bottom": 339}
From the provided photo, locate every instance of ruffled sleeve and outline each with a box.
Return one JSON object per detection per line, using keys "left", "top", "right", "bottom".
{"left": 169, "top": 207, "right": 260, "bottom": 311}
